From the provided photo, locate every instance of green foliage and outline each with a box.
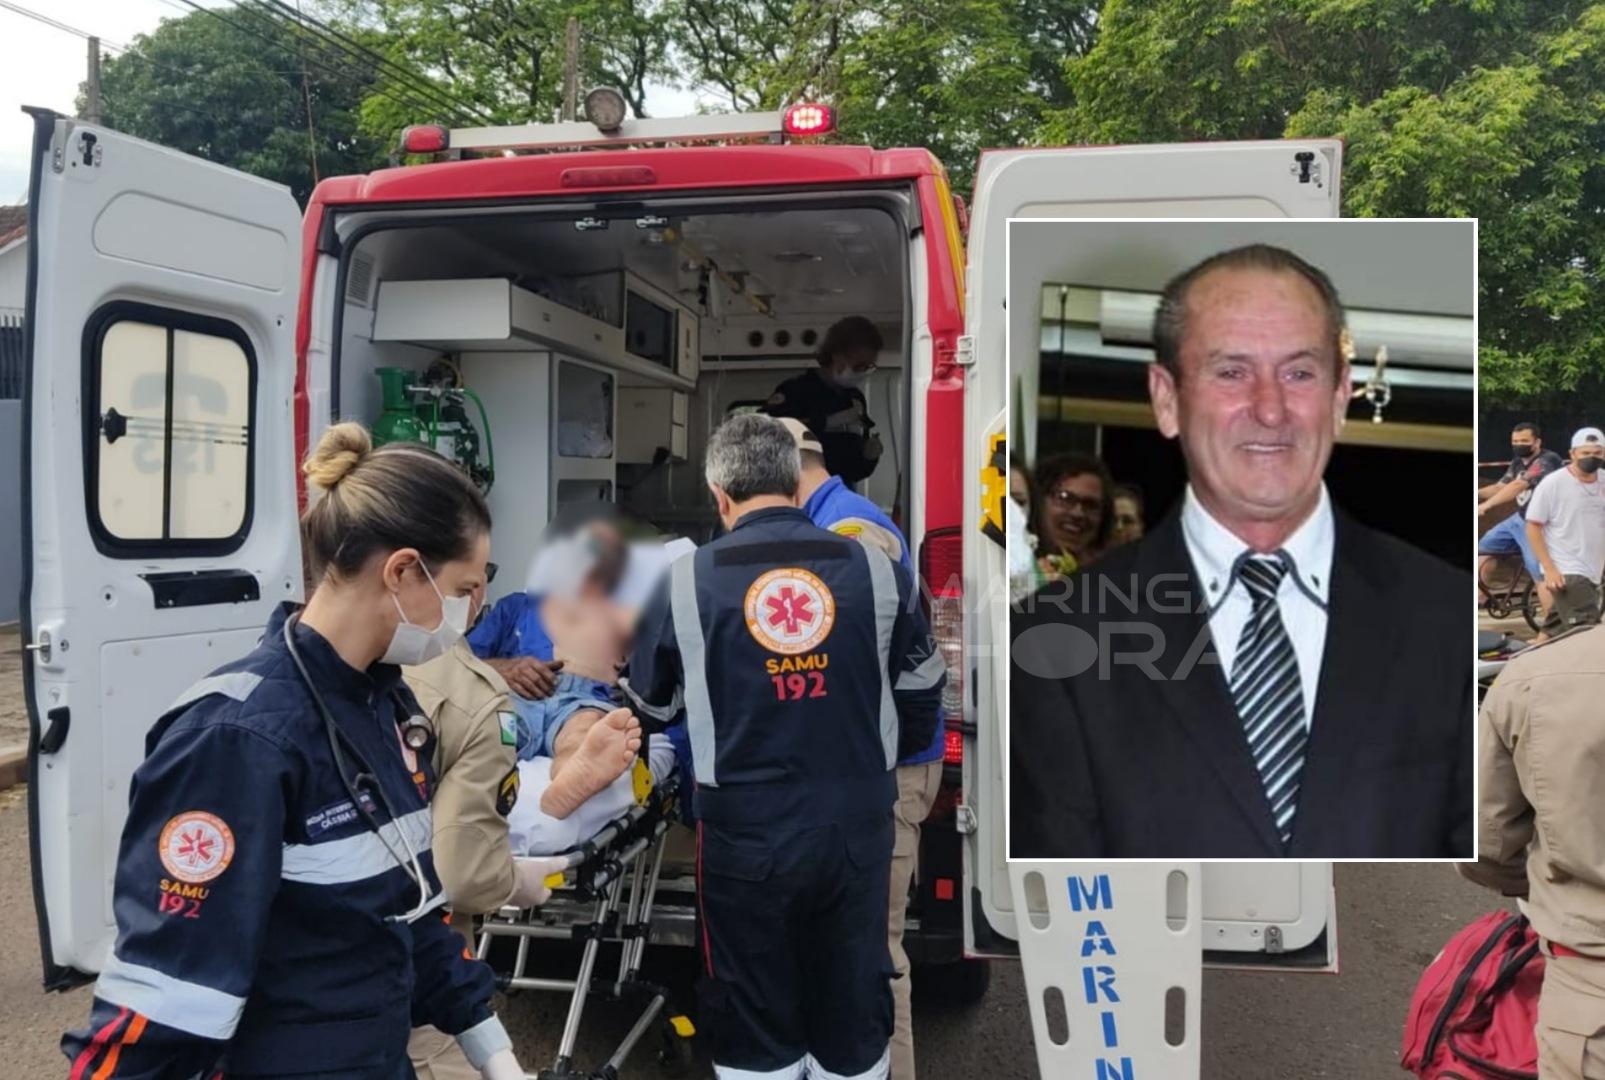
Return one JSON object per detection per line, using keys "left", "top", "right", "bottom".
{"left": 1052, "top": 0, "right": 1605, "bottom": 403}
{"left": 85, "top": 9, "right": 387, "bottom": 204}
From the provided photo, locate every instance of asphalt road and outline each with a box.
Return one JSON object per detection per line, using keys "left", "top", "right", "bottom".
{"left": 0, "top": 774, "right": 1501, "bottom": 1080}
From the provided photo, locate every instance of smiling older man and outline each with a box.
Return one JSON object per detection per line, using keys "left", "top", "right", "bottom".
{"left": 1010, "top": 243, "right": 1472, "bottom": 859}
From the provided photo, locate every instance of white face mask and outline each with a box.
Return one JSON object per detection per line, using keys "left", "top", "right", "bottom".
{"left": 380, "top": 560, "right": 471, "bottom": 666}
{"left": 830, "top": 367, "right": 871, "bottom": 390}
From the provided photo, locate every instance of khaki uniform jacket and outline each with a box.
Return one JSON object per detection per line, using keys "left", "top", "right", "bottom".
{"left": 1461, "top": 626, "right": 1605, "bottom": 956}
{"left": 405, "top": 644, "right": 523, "bottom": 916}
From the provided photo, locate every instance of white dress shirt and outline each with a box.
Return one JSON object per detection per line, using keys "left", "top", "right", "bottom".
{"left": 1180, "top": 484, "right": 1334, "bottom": 726}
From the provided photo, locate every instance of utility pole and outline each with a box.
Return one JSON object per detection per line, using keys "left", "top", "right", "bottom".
{"left": 85, "top": 36, "right": 101, "bottom": 125}
{"left": 562, "top": 16, "right": 579, "bottom": 121}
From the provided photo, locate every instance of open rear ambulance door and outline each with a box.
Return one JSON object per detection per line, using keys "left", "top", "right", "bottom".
{"left": 960, "top": 140, "right": 1343, "bottom": 966}
{"left": 20, "top": 109, "right": 303, "bottom": 987}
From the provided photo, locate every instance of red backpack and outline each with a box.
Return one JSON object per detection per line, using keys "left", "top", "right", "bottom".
{"left": 1401, "top": 911, "right": 1544, "bottom": 1080}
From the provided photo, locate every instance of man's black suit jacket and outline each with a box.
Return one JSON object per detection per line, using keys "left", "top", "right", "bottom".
{"left": 1009, "top": 506, "right": 1472, "bottom": 859}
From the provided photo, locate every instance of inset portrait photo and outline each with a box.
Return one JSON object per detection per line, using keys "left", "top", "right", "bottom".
{"left": 1007, "top": 218, "right": 1475, "bottom": 860}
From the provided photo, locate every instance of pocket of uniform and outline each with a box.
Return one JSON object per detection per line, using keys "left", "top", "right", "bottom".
{"left": 701, "top": 830, "right": 773, "bottom": 882}
{"left": 845, "top": 816, "right": 894, "bottom": 870}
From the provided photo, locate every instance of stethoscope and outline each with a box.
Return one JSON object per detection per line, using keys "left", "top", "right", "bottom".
{"left": 282, "top": 612, "right": 444, "bottom": 924}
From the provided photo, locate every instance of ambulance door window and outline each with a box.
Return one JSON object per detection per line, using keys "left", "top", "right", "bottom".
{"left": 87, "top": 302, "right": 255, "bottom": 555}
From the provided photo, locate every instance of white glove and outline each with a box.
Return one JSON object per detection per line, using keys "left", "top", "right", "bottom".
{"left": 480, "top": 1047, "right": 525, "bottom": 1080}
{"left": 509, "top": 855, "right": 567, "bottom": 908}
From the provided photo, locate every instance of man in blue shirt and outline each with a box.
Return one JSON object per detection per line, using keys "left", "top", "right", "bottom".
{"left": 778, "top": 416, "right": 945, "bottom": 1080}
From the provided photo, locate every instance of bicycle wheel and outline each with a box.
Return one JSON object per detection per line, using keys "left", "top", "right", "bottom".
{"left": 1486, "top": 590, "right": 1512, "bottom": 620}
{"left": 1521, "top": 579, "right": 1543, "bottom": 633}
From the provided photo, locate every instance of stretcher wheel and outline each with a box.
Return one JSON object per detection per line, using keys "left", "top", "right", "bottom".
{"left": 657, "top": 1021, "right": 696, "bottom": 1076}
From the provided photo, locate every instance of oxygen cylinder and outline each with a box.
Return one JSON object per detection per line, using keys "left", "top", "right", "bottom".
{"left": 373, "top": 367, "right": 426, "bottom": 446}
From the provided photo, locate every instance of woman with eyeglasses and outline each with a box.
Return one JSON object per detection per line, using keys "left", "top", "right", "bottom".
{"left": 65, "top": 422, "right": 526, "bottom": 1080}
{"left": 1031, "top": 452, "right": 1117, "bottom": 578}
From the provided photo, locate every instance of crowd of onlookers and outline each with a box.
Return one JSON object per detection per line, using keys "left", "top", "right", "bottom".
{"left": 1008, "top": 452, "right": 1146, "bottom": 587}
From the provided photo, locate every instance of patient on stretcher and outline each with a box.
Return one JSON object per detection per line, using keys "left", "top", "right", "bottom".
{"left": 502, "top": 590, "right": 674, "bottom": 855}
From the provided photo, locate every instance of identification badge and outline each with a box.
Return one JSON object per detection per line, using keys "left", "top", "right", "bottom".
{"left": 496, "top": 767, "right": 520, "bottom": 817}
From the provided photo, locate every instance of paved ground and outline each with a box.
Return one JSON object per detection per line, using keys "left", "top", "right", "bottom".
{"left": 0, "top": 642, "right": 1503, "bottom": 1077}
{"left": 0, "top": 626, "right": 27, "bottom": 746}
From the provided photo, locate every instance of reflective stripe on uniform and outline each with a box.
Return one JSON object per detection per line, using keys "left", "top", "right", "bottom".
{"left": 618, "top": 675, "right": 683, "bottom": 725}
{"left": 805, "top": 1048, "right": 891, "bottom": 1080}
{"left": 455, "top": 1014, "right": 513, "bottom": 1070}
{"left": 168, "top": 672, "right": 264, "bottom": 714}
{"left": 714, "top": 1061, "right": 807, "bottom": 1080}
{"left": 670, "top": 554, "right": 719, "bottom": 786}
{"left": 95, "top": 952, "right": 247, "bottom": 1041}
{"left": 862, "top": 545, "right": 901, "bottom": 769}
{"left": 895, "top": 650, "right": 946, "bottom": 692}
{"left": 281, "top": 807, "right": 432, "bottom": 885}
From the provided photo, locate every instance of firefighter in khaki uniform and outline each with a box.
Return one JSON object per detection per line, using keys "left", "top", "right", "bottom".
{"left": 1462, "top": 629, "right": 1605, "bottom": 1080}
{"left": 404, "top": 630, "right": 562, "bottom": 1079}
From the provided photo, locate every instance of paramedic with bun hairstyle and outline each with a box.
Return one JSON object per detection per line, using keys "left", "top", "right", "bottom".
{"left": 63, "top": 423, "right": 526, "bottom": 1080}
{"left": 622, "top": 414, "right": 945, "bottom": 1080}
{"left": 762, "top": 315, "right": 886, "bottom": 484}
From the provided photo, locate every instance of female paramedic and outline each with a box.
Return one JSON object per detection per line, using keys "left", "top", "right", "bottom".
{"left": 63, "top": 423, "right": 526, "bottom": 1080}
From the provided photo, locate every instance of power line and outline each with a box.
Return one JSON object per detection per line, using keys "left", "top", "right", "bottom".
{"left": 228, "top": 0, "right": 481, "bottom": 125}
{"left": 249, "top": 0, "right": 492, "bottom": 124}
{"left": 0, "top": 0, "right": 127, "bottom": 50}
{"left": 165, "top": 0, "right": 457, "bottom": 124}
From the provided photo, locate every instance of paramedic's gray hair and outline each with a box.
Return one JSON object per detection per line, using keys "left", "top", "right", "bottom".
{"left": 705, "top": 414, "right": 800, "bottom": 501}
{"left": 1152, "top": 243, "right": 1346, "bottom": 379}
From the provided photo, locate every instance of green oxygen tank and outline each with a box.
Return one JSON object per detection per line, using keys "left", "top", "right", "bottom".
{"left": 373, "top": 367, "right": 426, "bottom": 446}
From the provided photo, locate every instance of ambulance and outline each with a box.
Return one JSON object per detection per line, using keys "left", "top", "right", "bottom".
{"left": 17, "top": 95, "right": 1345, "bottom": 1072}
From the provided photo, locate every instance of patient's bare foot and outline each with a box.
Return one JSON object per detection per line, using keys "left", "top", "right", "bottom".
{"left": 540, "top": 708, "right": 640, "bottom": 819}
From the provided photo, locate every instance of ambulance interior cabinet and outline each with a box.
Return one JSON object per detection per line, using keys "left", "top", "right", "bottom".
{"left": 617, "top": 387, "right": 689, "bottom": 463}
{"left": 551, "top": 356, "right": 617, "bottom": 515}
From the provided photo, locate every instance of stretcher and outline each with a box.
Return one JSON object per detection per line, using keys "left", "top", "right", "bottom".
{"left": 476, "top": 768, "right": 698, "bottom": 1080}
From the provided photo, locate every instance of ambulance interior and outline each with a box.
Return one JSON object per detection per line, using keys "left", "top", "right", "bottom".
{"left": 328, "top": 202, "right": 912, "bottom": 611}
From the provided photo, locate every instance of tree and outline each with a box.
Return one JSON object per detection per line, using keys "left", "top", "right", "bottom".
{"left": 84, "top": 8, "right": 388, "bottom": 204}
{"left": 332, "top": 0, "right": 675, "bottom": 138}
{"left": 667, "top": 0, "right": 1100, "bottom": 192}
{"left": 1048, "top": 0, "right": 1605, "bottom": 400}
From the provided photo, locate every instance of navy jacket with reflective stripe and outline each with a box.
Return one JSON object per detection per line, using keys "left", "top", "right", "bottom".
{"left": 62, "top": 602, "right": 501, "bottom": 1079}
{"left": 625, "top": 507, "right": 944, "bottom": 826}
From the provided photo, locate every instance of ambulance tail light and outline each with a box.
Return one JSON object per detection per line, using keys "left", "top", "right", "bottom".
{"left": 943, "top": 728, "right": 964, "bottom": 766}
{"left": 920, "top": 528, "right": 965, "bottom": 724}
{"left": 783, "top": 102, "right": 836, "bottom": 138}
{"left": 399, "top": 124, "right": 449, "bottom": 154}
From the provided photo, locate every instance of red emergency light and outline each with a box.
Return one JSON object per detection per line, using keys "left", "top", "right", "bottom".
{"left": 943, "top": 727, "right": 964, "bottom": 766}
{"left": 400, "top": 124, "right": 450, "bottom": 154}
{"left": 783, "top": 103, "right": 836, "bottom": 138}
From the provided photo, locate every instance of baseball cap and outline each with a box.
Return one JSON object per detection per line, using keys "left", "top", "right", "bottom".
{"left": 1573, "top": 427, "right": 1605, "bottom": 449}
{"left": 775, "top": 416, "right": 824, "bottom": 455}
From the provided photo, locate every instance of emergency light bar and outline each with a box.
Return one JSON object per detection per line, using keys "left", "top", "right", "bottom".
{"left": 435, "top": 104, "right": 834, "bottom": 155}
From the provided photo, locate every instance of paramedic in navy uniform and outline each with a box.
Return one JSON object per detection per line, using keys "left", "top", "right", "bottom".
{"left": 762, "top": 315, "right": 886, "bottom": 484}
{"left": 621, "top": 413, "right": 945, "bottom": 1080}
{"left": 63, "top": 423, "right": 526, "bottom": 1080}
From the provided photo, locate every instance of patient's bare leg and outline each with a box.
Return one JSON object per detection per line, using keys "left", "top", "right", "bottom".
{"left": 541, "top": 707, "right": 640, "bottom": 819}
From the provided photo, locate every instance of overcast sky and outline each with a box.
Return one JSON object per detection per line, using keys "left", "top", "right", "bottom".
{"left": 0, "top": 0, "right": 700, "bottom": 204}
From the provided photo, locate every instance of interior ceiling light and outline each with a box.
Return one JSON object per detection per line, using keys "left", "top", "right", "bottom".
{"left": 773, "top": 250, "right": 823, "bottom": 264}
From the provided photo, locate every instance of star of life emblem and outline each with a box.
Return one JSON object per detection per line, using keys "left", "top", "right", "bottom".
{"left": 744, "top": 568, "right": 836, "bottom": 655}
{"left": 158, "top": 810, "right": 236, "bottom": 884}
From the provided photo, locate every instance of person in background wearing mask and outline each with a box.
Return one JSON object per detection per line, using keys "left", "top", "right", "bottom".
{"left": 64, "top": 423, "right": 525, "bottom": 1080}
{"left": 763, "top": 315, "right": 885, "bottom": 485}
{"left": 1524, "top": 426, "right": 1605, "bottom": 641}
{"left": 1110, "top": 483, "right": 1146, "bottom": 548}
{"left": 404, "top": 561, "right": 568, "bottom": 1079}
{"left": 1031, "top": 452, "right": 1115, "bottom": 578}
{"left": 1478, "top": 422, "right": 1565, "bottom": 621}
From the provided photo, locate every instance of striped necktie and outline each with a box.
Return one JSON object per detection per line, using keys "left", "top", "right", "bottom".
{"left": 1230, "top": 555, "right": 1307, "bottom": 848}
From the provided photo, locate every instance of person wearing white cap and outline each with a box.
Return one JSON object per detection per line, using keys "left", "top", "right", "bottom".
{"left": 1523, "top": 426, "right": 1605, "bottom": 640}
